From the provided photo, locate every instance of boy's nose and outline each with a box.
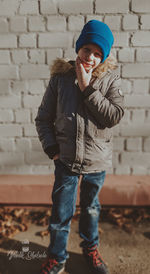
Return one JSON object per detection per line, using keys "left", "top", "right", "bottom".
{"left": 86, "top": 53, "right": 94, "bottom": 61}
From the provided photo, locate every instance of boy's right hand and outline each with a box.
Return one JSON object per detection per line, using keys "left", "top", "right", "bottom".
{"left": 53, "top": 154, "right": 60, "bottom": 160}
{"left": 75, "top": 56, "right": 93, "bottom": 91}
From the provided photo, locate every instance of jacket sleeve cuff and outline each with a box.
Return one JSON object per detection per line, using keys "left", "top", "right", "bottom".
{"left": 44, "top": 144, "right": 60, "bottom": 159}
{"left": 81, "top": 85, "right": 96, "bottom": 99}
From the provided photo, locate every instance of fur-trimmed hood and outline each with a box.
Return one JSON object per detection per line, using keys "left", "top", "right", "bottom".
{"left": 50, "top": 53, "right": 118, "bottom": 79}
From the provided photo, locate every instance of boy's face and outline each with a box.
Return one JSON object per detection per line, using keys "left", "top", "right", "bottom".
{"left": 77, "top": 43, "right": 103, "bottom": 72}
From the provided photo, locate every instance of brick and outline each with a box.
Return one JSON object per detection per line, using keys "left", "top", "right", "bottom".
{"left": 28, "top": 16, "right": 45, "bottom": 32}
{"left": 0, "top": 0, "right": 19, "bottom": 16}
{"left": 20, "top": 65, "right": 50, "bottom": 79}
{"left": 136, "top": 48, "right": 150, "bottom": 62}
{"left": 125, "top": 95, "right": 150, "bottom": 108}
{"left": 45, "top": 79, "right": 49, "bottom": 87}
{"left": 132, "top": 109, "right": 145, "bottom": 123}
{"left": 0, "top": 125, "right": 22, "bottom": 137}
{"left": 96, "top": 0, "right": 129, "bottom": 13}
{"left": 0, "top": 50, "right": 10, "bottom": 64}
{"left": 19, "top": 34, "right": 36, "bottom": 48}
{"left": 113, "top": 32, "right": 129, "bottom": 47}
{"left": 0, "top": 110, "right": 13, "bottom": 122}
{"left": 59, "top": 0, "right": 93, "bottom": 14}
{"left": 30, "top": 138, "right": 43, "bottom": 151}
{"left": 47, "top": 49, "right": 63, "bottom": 65}
{"left": 0, "top": 18, "right": 8, "bottom": 33}
{"left": 23, "top": 95, "right": 42, "bottom": 108}
{"left": 11, "top": 81, "right": 28, "bottom": 94}
{"left": 15, "top": 109, "right": 31, "bottom": 123}
{"left": 25, "top": 151, "right": 49, "bottom": 165}
{"left": 47, "top": 16, "right": 66, "bottom": 31}
{"left": 113, "top": 137, "right": 124, "bottom": 151}
{"left": 15, "top": 165, "right": 32, "bottom": 175}
{"left": 122, "top": 64, "right": 150, "bottom": 78}
{"left": 0, "top": 65, "right": 18, "bottom": 79}
{"left": 32, "top": 165, "right": 52, "bottom": 174}
{"left": 10, "top": 17, "right": 27, "bottom": 32}
{"left": 112, "top": 47, "right": 119, "bottom": 60}
{"left": 86, "top": 15, "right": 103, "bottom": 23}
{"left": 0, "top": 165, "right": 32, "bottom": 175}
{"left": 121, "top": 152, "right": 150, "bottom": 166}
{"left": 0, "top": 95, "right": 21, "bottom": 108}
{"left": 64, "top": 48, "right": 77, "bottom": 60}
{"left": 15, "top": 138, "right": 31, "bottom": 152}
{"left": 118, "top": 48, "right": 134, "bottom": 62}
{"left": 31, "top": 109, "right": 38, "bottom": 122}
{"left": 132, "top": 166, "right": 148, "bottom": 175}
{"left": 24, "top": 124, "right": 39, "bottom": 137}
{"left": 19, "top": 0, "right": 39, "bottom": 15}
{"left": 113, "top": 124, "right": 120, "bottom": 136}
{"left": 38, "top": 33, "right": 73, "bottom": 48}
{"left": 74, "top": 31, "right": 82, "bottom": 46}
{"left": 141, "top": 15, "right": 150, "bottom": 30}
{"left": 121, "top": 79, "right": 132, "bottom": 94}
{"left": 123, "top": 15, "right": 138, "bottom": 30}
{"left": 28, "top": 80, "right": 45, "bottom": 95}
{"left": 115, "top": 166, "right": 130, "bottom": 175}
{"left": 126, "top": 138, "right": 142, "bottom": 151}
{"left": 120, "top": 110, "right": 130, "bottom": 124}
{"left": 132, "top": 31, "right": 150, "bottom": 46}
{"left": 0, "top": 34, "right": 17, "bottom": 48}
{"left": 40, "top": 0, "right": 57, "bottom": 15}
{"left": 112, "top": 152, "right": 119, "bottom": 167}
{"left": 133, "top": 79, "right": 149, "bottom": 94}
{"left": 12, "top": 50, "right": 28, "bottom": 64}
{"left": 111, "top": 48, "right": 117, "bottom": 60}
{"left": 0, "top": 80, "right": 10, "bottom": 95}
{"left": 144, "top": 138, "right": 150, "bottom": 152}
{"left": 68, "top": 15, "right": 84, "bottom": 31}
{"left": 120, "top": 124, "right": 150, "bottom": 137}
{"left": 28, "top": 50, "right": 45, "bottom": 64}
{"left": 104, "top": 16, "right": 121, "bottom": 31}
{"left": 0, "top": 139, "right": 15, "bottom": 152}
{"left": 145, "top": 111, "right": 150, "bottom": 122}
{"left": 0, "top": 152, "right": 24, "bottom": 166}
{"left": 132, "top": 0, "right": 150, "bottom": 13}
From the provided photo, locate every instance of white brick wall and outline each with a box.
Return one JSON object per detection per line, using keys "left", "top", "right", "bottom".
{"left": 95, "top": 0, "right": 129, "bottom": 14}
{"left": 0, "top": 0, "right": 150, "bottom": 175}
{"left": 0, "top": 51, "right": 10, "bottom": 64}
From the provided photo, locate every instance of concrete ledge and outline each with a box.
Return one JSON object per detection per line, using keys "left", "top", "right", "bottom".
{"left": 0, "top": 174, "right": 150, "bottom": 206}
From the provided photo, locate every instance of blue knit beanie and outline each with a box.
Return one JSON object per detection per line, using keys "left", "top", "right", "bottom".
{"left": 75, "top": 20, "right": 114, "bottom": 63}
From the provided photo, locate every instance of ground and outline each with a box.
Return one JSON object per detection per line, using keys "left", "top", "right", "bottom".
{"left": 0, "top": 216, "right": 150, "bottom": 274}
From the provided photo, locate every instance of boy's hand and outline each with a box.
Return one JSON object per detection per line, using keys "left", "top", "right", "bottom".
{"left": 75, "top": 56, "right": 93, "bottom": 91}
{"left": 53, "top": 154, "right": 59, "bottom": 160}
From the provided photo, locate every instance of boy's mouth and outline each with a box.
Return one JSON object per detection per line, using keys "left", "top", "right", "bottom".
{"left": 82, "top": 62, "right": 93, "bottom": 67}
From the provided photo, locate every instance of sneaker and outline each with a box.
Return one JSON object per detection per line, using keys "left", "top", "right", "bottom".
{"left": 82, "top": 245, "right": 109, "bottom": 274}
{"left": 40, "top": 256, "right": 65, "bottom": 274}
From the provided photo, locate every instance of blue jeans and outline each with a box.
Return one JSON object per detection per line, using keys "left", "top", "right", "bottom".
{"left": 48, "top": 159, "right": 106, "bottom": 263}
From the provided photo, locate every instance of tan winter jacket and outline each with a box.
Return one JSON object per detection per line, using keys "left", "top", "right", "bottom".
{"left": 35, "top": 57, "right": 124, "bottom": 173}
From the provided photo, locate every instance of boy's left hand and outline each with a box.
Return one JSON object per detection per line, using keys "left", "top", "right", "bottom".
{"left": 75, "top": 56, "right": 93, "bottom": 91}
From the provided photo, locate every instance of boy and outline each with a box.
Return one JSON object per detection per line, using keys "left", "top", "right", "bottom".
{"left": 35, "top": 20, "right": 124, "bottom": 274}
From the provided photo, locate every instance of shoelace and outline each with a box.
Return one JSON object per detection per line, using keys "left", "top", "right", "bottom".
{"left": 41, "top": 257, "right": 58, "bottom": 273}
{"left": 87, "top": 248, "right": 103, "bottom": 267}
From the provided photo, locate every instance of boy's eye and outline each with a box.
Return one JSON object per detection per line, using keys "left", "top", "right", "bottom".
{"left": 94, "top": 53, "right": 100, "bottom": 57}
{"left": 83, "top": 47, "right": 102, "bottom": 58}
{"left": 84, "top": 48, "right": 90, "bottom": 52}
{"left": 95, "top": 52, "right": 103, "bottom": 58}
